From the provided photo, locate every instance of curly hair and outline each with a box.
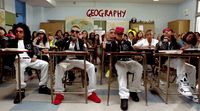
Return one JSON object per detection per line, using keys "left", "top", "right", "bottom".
{"left": 182, "top": 32, "right": 197, "bottom": 46}
{"left": 12, "top": 23, "right": 32, "bottom": 44}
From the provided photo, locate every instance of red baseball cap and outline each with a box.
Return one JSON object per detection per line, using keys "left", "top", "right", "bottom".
{"left": 163, "top": 28, "right": 173, "bottom": 33}
{"left": 115, "top": 27, "right": 124, "bottom": 34}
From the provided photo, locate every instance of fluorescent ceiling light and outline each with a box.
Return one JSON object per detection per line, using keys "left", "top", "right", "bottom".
{"left": 153, "top": 0, "right": 159, "bottom": 1}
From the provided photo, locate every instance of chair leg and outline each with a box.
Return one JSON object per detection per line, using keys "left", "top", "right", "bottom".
{"left": 81, "top": 70, "right": 85, "bottom": 88}
{"left": 127, "top": 73, "right": 129, "bottom": 89}
{"left": 36, "top": 70, "right": 40, "bottom": 82}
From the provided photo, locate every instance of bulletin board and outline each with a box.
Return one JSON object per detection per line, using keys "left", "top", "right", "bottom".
{"left": 65, "top": 16, "right": 94, "bottom": 33}
{"left": 0, "top": 8, "right": 5, "bottom": 27}
{"left": 5, "top": 11, "right": 16, "bottom": 26}
{"left": 40, "top": 22, "right": 65, "bottom": 35}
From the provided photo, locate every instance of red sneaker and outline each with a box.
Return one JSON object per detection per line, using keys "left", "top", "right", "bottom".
{"left": 88, "top": 92, "right": 101, "bottom": 103}
{"left": 53, "top": 94, "right": 64, "bottom": 105}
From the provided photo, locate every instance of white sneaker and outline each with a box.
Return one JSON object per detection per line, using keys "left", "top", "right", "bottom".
{"left": 185, "top": 95, "right": 198, "bottom": 103}
{"left": 178, "top": 76, "right": 192, "bottom": 96}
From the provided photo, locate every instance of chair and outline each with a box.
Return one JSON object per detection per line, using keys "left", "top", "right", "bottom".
{"left": 62, "top": 67, "right": 87, "bottom": 90}
{"left": 49, "top": 51, "right": 89, "bottom": 104}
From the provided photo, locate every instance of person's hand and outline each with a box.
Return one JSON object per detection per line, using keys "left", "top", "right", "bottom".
{"left": 180, "top": 44, "right": 191, "bottom": 50}
{"left": 31, "top": 56, "right": 37, "bottom": 62}
{"left": 102, "top": 42, "right": 106, "bottom": 49}
{"left": 41, "top": 48, "right": 49, "bottom": 54}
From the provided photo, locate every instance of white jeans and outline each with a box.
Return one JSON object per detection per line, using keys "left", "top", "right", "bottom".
{"left": 54, "top": 59, "right": 96, "bottom": 95}
{"left": 14, "top": 59, "right": 49, "bottom": 89}
{"left": 115, "top": 60, "right": 143, "bottom": 99}
{"left": 165, "top": 58, "right": 196, "bottom": 87}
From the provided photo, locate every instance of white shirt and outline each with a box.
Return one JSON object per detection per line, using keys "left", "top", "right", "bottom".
{"left": 18, "top": 40, "right": 30, "bottom": 58}
{"left": 134, "top": 38, "right": 158, "bottom": 48}
{"left": 67, "top": 41, "right": 76, "bottom": 59}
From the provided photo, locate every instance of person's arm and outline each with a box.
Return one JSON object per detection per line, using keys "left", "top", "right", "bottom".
{"left": 133, "top": 39, "right": 143, "bottom": 49}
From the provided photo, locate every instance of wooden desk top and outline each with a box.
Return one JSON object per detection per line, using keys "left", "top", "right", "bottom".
{"left": 48, "top": 50, "right": 89, "bottom": 56}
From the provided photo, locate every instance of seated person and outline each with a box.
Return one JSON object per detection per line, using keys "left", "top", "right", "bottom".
{"left": 12, "top": 23, "right": 51, "bottom": 104}
{"left": 133, "top": 29, "right": 158, "bottom": 65}
{"left": 53, "top": 25, "right": 101, "bottom": 105}
{"left": 105, "top": 27, "right": 143, "bottom": 110}
{"left": 0, "top": 27, "right": 15, "bottom": 83}
{"left": 156, "top": 28, "right": 197, "bottom": 102}
{"left": 33, "top": 29, "right": 49, "bottom": 62}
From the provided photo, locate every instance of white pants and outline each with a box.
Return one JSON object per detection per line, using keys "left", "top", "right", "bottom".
{"left": 14, "top": 59, "right": 49, "bottom": 89}
{"left": 165, "top": 58, "right": 196, "bottom": 87}
{"left": 115, "top": 60, "right": 143, "bottom": 99}
{"left": 54, "top": 59, "right": 96, "bottom": 95}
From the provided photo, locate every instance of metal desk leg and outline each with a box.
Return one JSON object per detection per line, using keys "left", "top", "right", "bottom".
{"left": 84, "top": 56, "right": 88, "bottom": 103}
{"left": 198, "top": 56, "right": 200, "bottom": 104}
{"left": 107, "top": 54, "right": 112, "bottom": 106}
{"left": 143, "top": 54, "right": 148, "bottom": 105}
{"left": 50, "top": 56, "right": 54, "bottom": 103}
{"left": 166, "top": 56, "right": 170, "bottom": 104}
{"left": 100, "top": 50, "right": 104, "bottom": 85}
{"left": 17, "top": 54, "right": 21, "bottom": 103}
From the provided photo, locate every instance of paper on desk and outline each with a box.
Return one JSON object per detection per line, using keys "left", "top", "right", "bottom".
{"left": 159, "top": 50, "right": 182, "bottom": 54}
{"left": 2, "top": 48, "right": 28, "bottom": 52}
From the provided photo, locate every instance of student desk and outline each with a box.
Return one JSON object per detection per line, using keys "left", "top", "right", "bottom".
{"left": 106, "top": 51, "right": 148, "bottom": 106}
{"left": 0, "top": 48, "right": 29, "bottom": 103}
{"left": 48, "top": 50, "right": 89, "bottom": 103}
{"left": 155, "top": 49, "right": 200, "bottom": 104}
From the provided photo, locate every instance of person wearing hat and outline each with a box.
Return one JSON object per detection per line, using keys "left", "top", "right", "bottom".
{"left": 11, "top": 23, "right": 51, "bottom": 104}
{"left": 156, "top": 29, "right": 198, "bottom": 102}
{"left": 105, "top": 26, "right": 143, "bottom": 110}
{"left": 33, "top": 29, "right": 50, "bottom": 62}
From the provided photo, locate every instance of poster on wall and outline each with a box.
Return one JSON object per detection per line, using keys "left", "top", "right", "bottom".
{"left": 65, "top": 16, "right": 94, "bottom": 33}
{"left": 106, "top": 20, "right": 129, "bottom": 33}
{"left": 0, "top": 9, "right": 5, "bottom": 27}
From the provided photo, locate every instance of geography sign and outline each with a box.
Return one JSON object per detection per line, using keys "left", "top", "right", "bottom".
{"left": 86, "top": 9, "right": 127, "bottom": 18}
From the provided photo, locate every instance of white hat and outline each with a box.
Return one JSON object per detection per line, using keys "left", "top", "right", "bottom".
{"left": 38, "top": 29, "right": 46, "bottom": 34}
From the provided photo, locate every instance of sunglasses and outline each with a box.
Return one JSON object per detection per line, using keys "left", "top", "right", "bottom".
{"left": 71, "top": 30, "right": 80, "bottom": 34}
{"left": 15, "top": 30, "right": 24, "bottom": 34}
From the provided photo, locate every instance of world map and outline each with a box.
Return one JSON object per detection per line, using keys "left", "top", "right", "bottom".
{"left": 66, "top": 17, "right": 94, "bottom": 33}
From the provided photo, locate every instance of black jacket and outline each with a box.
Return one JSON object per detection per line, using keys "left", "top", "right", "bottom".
{"left": 106, "top": 40, "right": 134, "bottom": 64}
{"left": 11, "top": 39, "right": 35, "bottom": 58}
{"left": 156, "top": 39, "right": 181, "bottom": 65}
{"left": 55, "top": 38, "right": 86, "bottom": 63}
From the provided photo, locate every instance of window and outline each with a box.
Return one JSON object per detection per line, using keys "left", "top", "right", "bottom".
{"left": 198, "top": 0, "right": 200, "bottom": 13}
{"left": 196, "top": 16, "right": 200, "bottom": 32}
{"left": 0, "top": 0, "right": 4, "bottom": 9}
{"left": 196, "top": 0, "right": 200, "bottom": 32}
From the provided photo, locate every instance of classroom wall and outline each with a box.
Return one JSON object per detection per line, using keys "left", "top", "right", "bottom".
{"left": 26, "top": 4, "right": 33, "bottom": 31}
{"left": 3, "top": 0, "right": 197, "bottom": 34}
{"left": 30, "top": 2, "right": 178, "bottom": 34}
{"left": 4, "top": 0, "right": 15, "bottom": 13}
{"left": 177, "top": 0, "right": 196, "bottom": 31}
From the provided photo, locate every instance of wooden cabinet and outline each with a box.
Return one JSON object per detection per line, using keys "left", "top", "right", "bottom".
{"left": 168, "top": 20, "right": 190, "bottom": 35}
{"left": 129, "top": 22, "right": 155, "bottom": 33}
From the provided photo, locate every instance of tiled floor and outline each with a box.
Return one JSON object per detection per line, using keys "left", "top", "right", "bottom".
{"left": 0, "top": 64, "right": 200, "bottom": 111}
